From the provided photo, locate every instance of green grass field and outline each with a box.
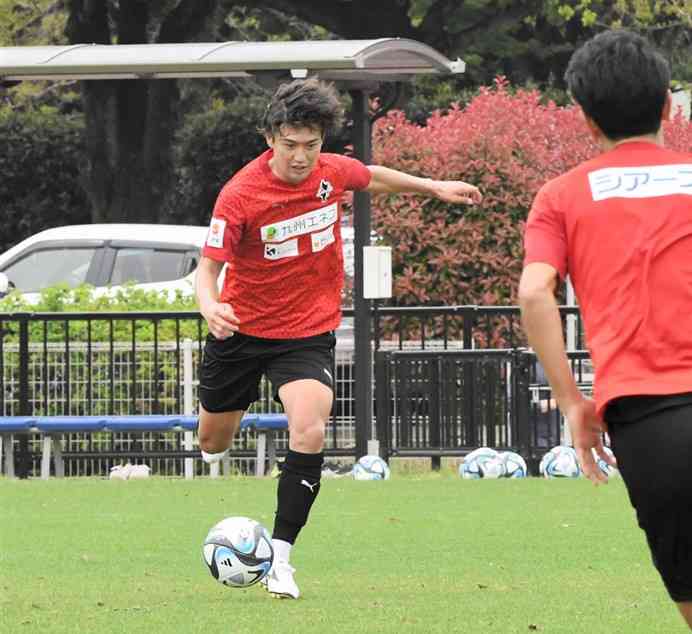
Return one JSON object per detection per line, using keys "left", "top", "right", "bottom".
{"left": 0, "top": 473, "right": 685, "bottom": 634}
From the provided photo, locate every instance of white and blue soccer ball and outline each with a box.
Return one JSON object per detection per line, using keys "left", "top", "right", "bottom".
{"left": 595, "top": 446, "right": 618, "bottom": 478}
{"left": 353, "top": 455, "right": 391, "bottom": 480}
{"left": 499, "top": 451, "right": 528, "bottom": 478}
{"left": 203, "top": 516, "right": 273, "bottom": 587}
{"left": 460, "top": 447, "right": 506, "bottom": 479}
{"left": 539, "top": 445, "right": 581, "bottom": 478}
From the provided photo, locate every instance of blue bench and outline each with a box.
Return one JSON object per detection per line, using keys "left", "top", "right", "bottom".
{"left": 0, "top": 414, "right": 288, "bottom": 479}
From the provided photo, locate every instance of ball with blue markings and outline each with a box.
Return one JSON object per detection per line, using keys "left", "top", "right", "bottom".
{"left": 539, "top": 445, "right": 581, "bottom": 478}
{"left": 499, "top": 451, "right": 528, "bottom": 478}
{"left": 353, "top": 455, "right": 391, "bottom": 480}
{"left": 460, "top": 447, "right": 505, "bottom": 479}
{"left": 595, "top": 446, "right": 618, "bottom": 478}
{"left": 203, "top": 516, "right": 273, "bottom": 587}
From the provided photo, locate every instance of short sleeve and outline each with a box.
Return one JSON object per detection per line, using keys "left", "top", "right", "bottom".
{"left": 332, "top": 154, "right": 371, "bottom": 191}
{"left": 523, "top": 184, "right": 568, "bottom": 279}
{"left": 201, "top": 183, "right": 244, "bottom": 262}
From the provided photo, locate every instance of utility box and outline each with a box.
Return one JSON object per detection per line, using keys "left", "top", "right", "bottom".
{"left": 363, "top": 246, "right": 392, "bottom": 299}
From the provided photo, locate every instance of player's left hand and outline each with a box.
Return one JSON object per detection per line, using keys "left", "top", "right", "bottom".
{"left": 430, "top": 180, "right": 483, "bottom": 205}
{"left": 563, "top": 397, "right": 615, "bottom": 485}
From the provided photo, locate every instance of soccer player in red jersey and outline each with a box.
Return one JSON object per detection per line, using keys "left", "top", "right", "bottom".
{"left": 195, "top": 78, "right": 482, "bottom": 598}
{"left": 520, "top": 30, "right": 692, "bottom": 626}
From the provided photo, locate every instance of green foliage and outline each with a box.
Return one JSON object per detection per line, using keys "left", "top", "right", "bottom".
{"left": 168, "top": 95, "right": 268, "bottom": 225}
{"left": 0, "top": 0, "right": 67, "bottom": 46}
{"left": 0, "top": 283, "right": 201, "bottom": 343}
{"left": 0, "top": 109, "right": 89, "bottom": 253}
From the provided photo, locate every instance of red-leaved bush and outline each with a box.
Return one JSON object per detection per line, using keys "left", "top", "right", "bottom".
{"left": 370, "top": 77, "right": 692, "bottom": 311}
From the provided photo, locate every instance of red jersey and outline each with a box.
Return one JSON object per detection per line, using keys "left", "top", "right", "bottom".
{"left": 202, "top": 150, "right": 371, "bottom": 338}
{"left": 524, "top": 141, "right": 692, "bottom": 417}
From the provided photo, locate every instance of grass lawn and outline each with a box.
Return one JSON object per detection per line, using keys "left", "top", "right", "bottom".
{"left": 0, "top": 472, "right": 684, "bottom": 634}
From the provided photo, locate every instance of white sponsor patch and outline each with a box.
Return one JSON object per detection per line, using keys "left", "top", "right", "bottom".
{"left": 311, "top": 224, "right": 335, "bottom": 253}
{"left": 206, "top": 217, "right": 226, "bottom": 248}
{"left": 261, "top": 202, "right": 338, "bottom": 243}
{"left": 264, "top": 239, "right": 299, "bottom": 260}
{"left": 588, "top": 164, "right": 692, "bottom": 201}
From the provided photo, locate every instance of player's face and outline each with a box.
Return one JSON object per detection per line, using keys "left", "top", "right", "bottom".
{"left": 266, "top": 125, "right": 324, "bottom": 184}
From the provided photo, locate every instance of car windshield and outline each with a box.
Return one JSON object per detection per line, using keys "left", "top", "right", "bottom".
{"left": 2, "top": 248, "right": 96, "bottom": 292}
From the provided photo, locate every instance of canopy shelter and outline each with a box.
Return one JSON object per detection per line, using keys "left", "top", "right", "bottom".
{"left": 0, "top": 39, "right": 464, "bottom": 81}
{"left": 0, "top": 38, "right": 465, "bottom": 459}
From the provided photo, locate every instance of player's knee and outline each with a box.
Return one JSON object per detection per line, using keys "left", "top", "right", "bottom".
{"left": 290, "top": 419, "right": 325, "bottom": 452}
{"left": 198, "top": 432, "right": 229, "bottom": 455}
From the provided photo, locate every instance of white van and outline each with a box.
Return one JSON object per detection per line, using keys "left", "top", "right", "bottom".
{"left": 0, "top": 223, "right": 357, "bottom": 309}
{"left": 0, "top": 224, "right": 208, "bottom": 300}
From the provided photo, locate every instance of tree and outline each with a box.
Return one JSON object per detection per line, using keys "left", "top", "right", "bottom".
{"left": 63, "top": 0, "right": 220, "bottom": 223}
{"left": 245, "top": 0, "right": 691, "bottom": 86}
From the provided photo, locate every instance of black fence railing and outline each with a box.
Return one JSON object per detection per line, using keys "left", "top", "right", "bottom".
{"left": 1, "top": 306, "right": 589, "bottom": 477}
{"left": 375, "top": 349, "right": 592, "bottom": 474}
{"left": 373, "top": 305, "right": 584, "bottom": 350}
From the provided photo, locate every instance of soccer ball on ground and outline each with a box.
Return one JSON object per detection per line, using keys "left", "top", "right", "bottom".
{"left": 352, "top": 455, "right": 391, "bottom": 480}
{"left": 460, "top": 447, "right": 506, "bottom": 479}
{"left": 539, "top": 445, "right": 581, "bottom": 478}
{"left": 499, "top": 451, "right": 528, "bottom": 478}
{"left": 203, "top": 516, "right": 273, "bottom": 587}
{"left": 595, "top": 445, "right": 618, "bottom": 477}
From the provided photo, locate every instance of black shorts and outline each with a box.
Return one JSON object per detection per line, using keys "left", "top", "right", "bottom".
{"left": 606, "top": 396, "right": 692, "bottom": 602}
{"left": 198, "top": 331, "right": 336, "bottom": 413}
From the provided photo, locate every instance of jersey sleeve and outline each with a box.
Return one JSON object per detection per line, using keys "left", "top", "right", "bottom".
{"left": 201, "top": 183, "right": 244, "bottom": 262}
{"left": 523, "top": 184, "right": 568, "bottom": 279}
{"left": 333, "top": 154, "right": 372, "bottom": 191}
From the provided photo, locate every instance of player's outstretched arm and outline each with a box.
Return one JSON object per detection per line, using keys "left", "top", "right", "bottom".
{"left": 195, "top": 256, "right": 239, "bottom": 340}
{"left": 365, "top": 165, "right": 482, "bottom": 205}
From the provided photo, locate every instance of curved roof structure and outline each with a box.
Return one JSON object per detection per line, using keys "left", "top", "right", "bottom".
{"left": 0, "top": 38, "right": 464, "bottom": 82}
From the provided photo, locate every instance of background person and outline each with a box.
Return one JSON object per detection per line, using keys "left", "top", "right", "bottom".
{"left": 195, "top": 78, "right": 482, "bottom": 599}
{"left": 519, "top": 30, "right": 692, "bottom": 627}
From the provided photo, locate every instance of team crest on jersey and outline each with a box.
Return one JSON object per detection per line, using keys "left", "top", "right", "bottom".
{"left": 316, "top": 179, "right": 333, "bottom": 202}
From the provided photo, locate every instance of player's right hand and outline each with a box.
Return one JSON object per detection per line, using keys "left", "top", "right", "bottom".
{"left": 202, "top": 302, "right": 240, "bottom": 340}
{"left": 563, "top": 397, "right": 614, "bottom": 485}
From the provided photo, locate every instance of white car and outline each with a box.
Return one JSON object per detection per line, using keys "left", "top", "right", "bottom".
{"left": 0, "top": 223, "right": 358, "bottom": 307}
{"left": 0, "top": 224, "right": 209, "bottom": 301}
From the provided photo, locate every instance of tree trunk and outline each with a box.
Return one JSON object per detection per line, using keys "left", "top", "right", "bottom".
{"left": 65, "top": 0, "right": 218, "bottom": 223}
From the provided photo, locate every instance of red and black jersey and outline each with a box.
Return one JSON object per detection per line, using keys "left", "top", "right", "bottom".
{"left": 203, "top": 150, "right": 371, "bottom": 339}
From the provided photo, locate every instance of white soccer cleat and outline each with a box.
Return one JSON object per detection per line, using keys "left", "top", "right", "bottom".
{"left": 266, "top": 561, "right": 300, "bottom": 599}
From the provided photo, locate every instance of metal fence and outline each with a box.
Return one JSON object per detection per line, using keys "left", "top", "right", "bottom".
{"left": 375, "top": 349, "right": 592, "bottom": 473}
{"left": 0, "top": 306, "right": 588, "bottom": 477}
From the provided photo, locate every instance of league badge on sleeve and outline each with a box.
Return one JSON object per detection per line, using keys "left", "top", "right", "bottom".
{"left": 207, "top": 217, "right": 226, "bottom": 248}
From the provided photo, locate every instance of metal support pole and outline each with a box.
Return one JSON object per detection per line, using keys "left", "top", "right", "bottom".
{"left": 183, "top": 339, "right": 194, "bottom": 480}
{"left": 17, "top": 315, "right": 31, "bottom": 479}
{"left": 350, "top": 89, "right": 373, "bottom": 460}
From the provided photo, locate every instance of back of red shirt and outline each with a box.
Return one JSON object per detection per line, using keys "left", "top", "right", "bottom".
{"left": 524, "top": 142, "right": 692, "bottom": 416}
{"left": 202, "top": 150, "right": 371, "bottom": 339}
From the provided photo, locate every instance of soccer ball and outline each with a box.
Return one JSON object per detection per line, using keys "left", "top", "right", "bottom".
{"left": 539, "top": 445, "right": 581, "bottom": 478}
{"left": 353, "top": 455, "right": 391, "bottom": 480}
{"left": 595, "top": 446, "right": 618, "bottom": 477}
{"left": 202, "top": 516, "right": 273, "bottom": 587}
{"left": 460, "top": 447, "right": 506, "bottom": 479}
{"left": 499, "top": 451, "right": 528, "bottom": 478}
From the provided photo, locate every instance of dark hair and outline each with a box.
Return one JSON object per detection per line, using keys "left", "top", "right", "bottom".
{"left": 258, "top": 78, "right": 344, "bottom": 139}
{"left": 565, "top": 30, "right": 670, "bottom": 140}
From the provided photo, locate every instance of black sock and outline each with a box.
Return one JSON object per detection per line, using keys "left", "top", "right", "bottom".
{"left": 272, "top": 449, "right": 324, "bottom": 545}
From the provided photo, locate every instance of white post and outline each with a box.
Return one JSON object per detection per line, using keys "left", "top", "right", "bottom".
{"left": 564, "top": 276, "right": 577, "bottom": 446}
{"left": 566, "top": 276, "right": 577, "bottom": 351}
{"left": 183, "top": 339, "right": 195, "bottom": 480}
